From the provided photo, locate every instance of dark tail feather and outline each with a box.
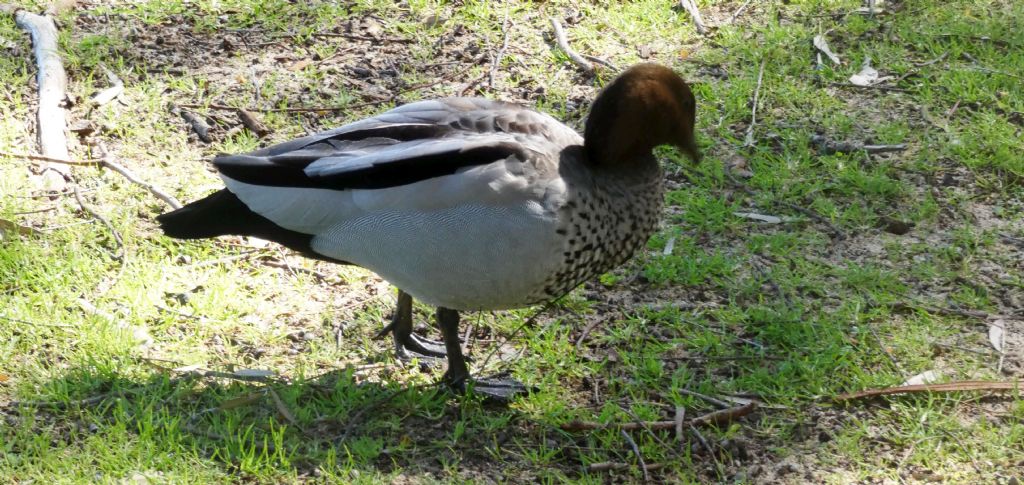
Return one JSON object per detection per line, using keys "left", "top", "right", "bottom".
{"left": 157, "top": 189, "right": 260, "bottom": 239}
{"left": 156, "top": 189, "right": 330, "bottom": 260}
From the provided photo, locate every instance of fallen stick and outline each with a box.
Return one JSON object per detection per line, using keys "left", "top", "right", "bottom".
{"left": 177, "top": 108, "right": 212, "bottom": 143}
{"left": 3, "top": 148, "right": 182, "bottom": 210}
{"left": 620, "top": 429, "right": 649, "bottom": 481}
{"left": 810, "top": 139, "right": 909, "bottom": 155}
{"left": 587, "top": 461, "right": 665, "bottom": 472}
{"left": 678, "top": 0, "right": 708, "bottom": 35}
{"left": 743, "top": 58, "right": 767, "bottom": 147}
{"left": 561, "top": 402, "right": 756, "bottom": 432}
{"left": 94, "top": 143, "right": 183, "bottom": 209}
{"left": 0, "top": 151, "right": 102, "bottom": 165}
{"left": 835, "top": 380, "right": 1020, "bottom": 402}
{"left": 488, "top": 10, "right": 511, "bottom": 89}
{"left": 6, "top": 6, "right": 71, "bottom": 190}
{"left": 549, "top": 17, "right": 594, "bottom": 74}
{"left": 730, "top": 0, "right": 755, "bottom": 23}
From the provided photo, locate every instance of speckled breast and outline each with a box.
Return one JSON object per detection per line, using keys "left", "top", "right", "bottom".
{"left": 530, "top": 175, "right": 664, "bottom": 303}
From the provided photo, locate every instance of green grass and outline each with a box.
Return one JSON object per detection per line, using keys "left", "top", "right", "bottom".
{"left": 2, "top": 0, "right": 1023, "bottom": 483}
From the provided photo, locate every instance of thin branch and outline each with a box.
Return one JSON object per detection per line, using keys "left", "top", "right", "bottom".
{"left": 489, "top": 7, "right": 512, "bottom": 89}
{"left": 677, "top": 388, "right": 732, "bottom": 409}
{"left": 620, "top": 429, "right": 650, "bottom": 482}
{"left": 476, "top": 300, "right": 557, "bottom": 373}
{"left": 1, "top": 148, "right": 182, "bottom": 209}
{"left": 96, "top": 144, "right": 183, "bottom": 209}
{"left": 73, "top": 185, "right": 124, "bottom": 259}
{"left": 678, "top": 0, "right": 708, "bottom": 35}
{"left": 587, "top": 462, "right": 665, "bottom": 472}
{"left": 690, "top": 402, "right": 757, "bottom": 426}
{"left": 835, "top": 380, "right": 1021, "bottom": 402}
{"left": 914, "top": 51, "right": 949, "bottom": 67}
{"left": 549, "top": 17, "right": 594, "bottom": 74}
{"left": 729, "top": 0, "right": 755, "bottom": 23}
{"left": 561, "top": 402, "right": 757, "bottom": 432}
{"left": 581, "top": 54, "right": 619, "bottom": 71}
{"left": 829, "top": 82, "right": 913, "bottom": 93}
{"left": 743, "top": 58, "right": 767, "bottom": 147}
{"left": 0, "top": 151, "right": 102, "bottom": 165}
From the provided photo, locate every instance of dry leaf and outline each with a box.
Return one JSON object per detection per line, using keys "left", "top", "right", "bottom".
{"left": 849, "top": 57, "right": 880, "bottom": 86}
{"left": 0, "top": 374, "right": 9, "bottom": 383}
{"left": 812, "top": 35, "right": 841, "bottom": 65}
{"left": 268, "top": 388, "right": 298, "bottom": 425}
{"left": 288, "top": 59, "right": 312, "bottom": 72}
{"left": 989, "top": 320, "right": 1005, "bottom": 353}
{"left": 724, "top": 154, "right": 754, "bottom": 178}
{"left": 734, "top": 212, "right": 785, "bottom": 224}
{"left": 903, "top": 370, "right": 941, "bottom": 386}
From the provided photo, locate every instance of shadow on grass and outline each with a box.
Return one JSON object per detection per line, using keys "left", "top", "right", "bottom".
{"left": 6, "top": 363, "right": 578, "bottom": 480}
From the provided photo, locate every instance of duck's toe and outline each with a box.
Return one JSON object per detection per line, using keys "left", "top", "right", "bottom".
{"left": 396, "top": 333, "right": 448, "bottom": 360}
{"left": 443, "top": 371, "right": 533, "bottom": 404}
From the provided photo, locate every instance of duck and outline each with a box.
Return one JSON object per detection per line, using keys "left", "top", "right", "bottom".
{"left": 157, "top": 63, "right": 700, "bottom": 400}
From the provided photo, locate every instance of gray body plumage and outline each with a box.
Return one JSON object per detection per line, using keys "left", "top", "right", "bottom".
{"left": 216, "top": 98, "right": 663, "bottom": 310}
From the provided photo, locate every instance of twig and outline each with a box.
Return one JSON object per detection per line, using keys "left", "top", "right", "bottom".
{"left": 179, "top": 99, "right": 388, "bottom": 114}
{"left": 835, "top": 380, "right": 1021, "bottom": 402}
{"left": 743, "top": 58, "right": 767, "bottom": 148}
{"left": 488, "top": 8, "right": 511, "bottom": 89}
{"left": 549, "top": 17, "right": 594, "bottom": 74}
{"left": 620, "top": 429, "right": 650, "bottom": 482}
{"left": 187, "top": 249, "right": 264, "bottom": 267}
{"left": 176, "top": 107, "right": 212, "bottom": 143}
{"left": 829, "top": 82, "right": 913, "bottom": 93}
{"left": 574, "top": 317, "right": 604, "bottom": 350}
{"left": 729, "top": 0, "right": 755, "bottom": 23}
{"left": 688, "top": 423, "right": 716, "bottom": 459}
{"left": 581, "top": 54, "right": 618, "bottom": 71}
{"left": 0, "top": 151, "right": 102, "bottom": 165}
{"left": 89, "top": 63, "right": 124, "bottom": 107}
{"left": 914, "top": 51, "right": 949, "bottom": 67}
{"left": 10, "top": 7, "right": 71, "bottom": 190}
{"left": 678, "top": 0, "right": 708, "bottom": 35}
{"left": 810, "top": 135, "right": 907, "bottom": 155}
{"left": 95, "top": 143, "right": 183, "bottom": 209}
{"left": 476, "top": 300, "right": 557, "bottom": 373}
{"left": 73, "top": 185, "right": 124, "bottom": 259}
{"left": 260, "top": 259, "right": 332, "bottom": 283}
{"left": 237, "top": 109, "right": 271, "bottom": 137}
{"left": 674, "top": 406, "right": 685, "bottom": 450}
{"left": 561, "top": 403, "right": 756, "bottom": 432}
{"left": 5, "top": 149, "right": 181, "bottom": 209}
{"left": 689, "top": 402, "right": 757, "bottom": 426}
{"left": 677, "top": 388, "right": 732, "bottom": 409}
{"left": 587, "top": 462, "right": 665, "bottom": 472}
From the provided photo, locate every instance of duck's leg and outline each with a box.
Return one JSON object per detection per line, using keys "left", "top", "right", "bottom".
{"left": 437, "top": 307, "right": 529, "bottom": 402}
{"left": 376, "top": 290, "right": 447, "bottom": 360}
